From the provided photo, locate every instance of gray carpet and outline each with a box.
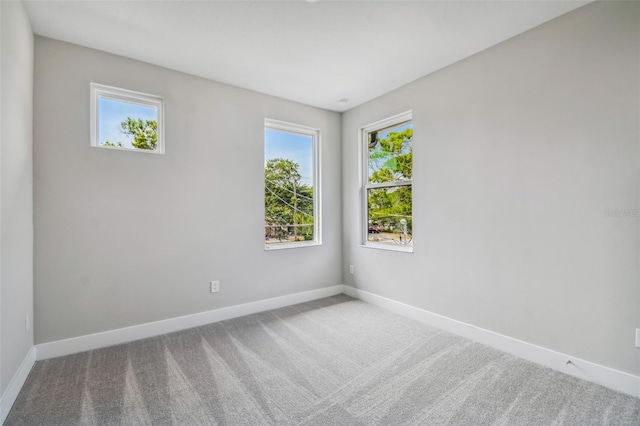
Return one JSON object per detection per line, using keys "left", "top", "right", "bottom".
{"left": 5, "top": 295, "right": 640, "bottom": 425}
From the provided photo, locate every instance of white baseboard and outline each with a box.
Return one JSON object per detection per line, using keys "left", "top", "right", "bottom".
{"left": 343, "top": 285, "right": 640, "bottom": 398}
{"left": 0, "top": 346, "right": 36, "bottom": 424}
{"left": 31, "top": 284, "right": 640, "bottom": 398}
{"left": 37, "top": 284, "right": 346, "bottom": 361}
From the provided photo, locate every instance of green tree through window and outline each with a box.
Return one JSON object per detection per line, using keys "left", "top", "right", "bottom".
{"left": 103, "top": 117, "right": 158, "bottom": 150}
{"left": 264, "top": 121, "right": 318, "bottom": 248}
{"left": 366, "top": 117, "right": 413, "bottom": 247}
{"left": 265, "top": 159, "right": 314, "bottom": 242}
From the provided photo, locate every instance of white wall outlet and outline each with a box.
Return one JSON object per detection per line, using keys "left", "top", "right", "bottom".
{"left": 349, "top": 264, "right": 354, "bottom": 274}
{"left": 210, "top": 280, "right": 220, "bottom": 293}
{"left": 636, "top": 328, "right": 640, "bottom": 348}
{"left": 25, "top": 314, "right": 30, "bottom": 331}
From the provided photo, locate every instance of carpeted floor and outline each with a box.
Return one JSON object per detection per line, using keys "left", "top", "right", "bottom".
{"left": 5, "top": 295, "right": 640, "bottom": 425}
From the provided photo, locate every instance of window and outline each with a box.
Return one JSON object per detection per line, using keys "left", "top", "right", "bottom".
{"left": 264, "top": 119, "right": 320, "bottom": 249}
{"left": 90, "top": 83, "right": 164, "bottom": 154}
{"left": 362, "top": 111, "right": 413, "bottom": 251}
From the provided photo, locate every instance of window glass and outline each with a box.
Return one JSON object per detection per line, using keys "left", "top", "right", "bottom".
{"left": 363, "top": 113, "right": 413, "bottom": 250}
{"left": 264, "top": 120, "right": 319, "bottom": 249}
{"left": 91, "top": 83, "right": 164, "bottom": 153}
{"left": 368, "top": 121, "right": 412, "bottom": 183}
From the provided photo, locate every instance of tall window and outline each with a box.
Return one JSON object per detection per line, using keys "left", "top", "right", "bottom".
{"left": 90, "top": 83, "right": 164, "bottom": 154}
{"left": 264, "top": 119, "right": 320, "bottom": 249}
{"left": 362, "top": 112, "right": 413, "bottom": 251}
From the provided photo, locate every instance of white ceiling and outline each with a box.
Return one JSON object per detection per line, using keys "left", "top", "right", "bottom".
{"left": 23, "top": 0, "right": 589, "bottom": 112}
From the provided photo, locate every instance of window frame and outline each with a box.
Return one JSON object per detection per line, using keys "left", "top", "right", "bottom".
{"left": 90, "top": 83, "right": 165, "bottom": 154}
{"left": 264, "top": 118, "right": 322, "bottom": 251}
{"left": 360, "top": 111, "right": 413, "bottom": 253}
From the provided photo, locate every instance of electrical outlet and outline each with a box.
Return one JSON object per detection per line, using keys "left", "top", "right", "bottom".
{"left": 636, "top": 328, "right": 640, "bottom": 348}
{"left": 210, "top": 280, "right": 220, "bottom": 293}
{"left": 25, "top": 314, "right": 29, "bottom": 332}
{"left": 349, "top": 264, "right": 354, "bottom": 274}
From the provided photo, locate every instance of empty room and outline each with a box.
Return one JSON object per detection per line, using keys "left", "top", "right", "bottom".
{"left": 1, "top": 0, "right": 639, "bottom": 424}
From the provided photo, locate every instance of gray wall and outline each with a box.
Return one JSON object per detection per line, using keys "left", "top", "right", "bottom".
{"left": 342, "top": 1, "right": 640, "bottom": 375}
{"left": 1, "top": 0, "right": 34, "bottom": 395}
{"left": 27, "top": 0, "right": 640, "bottom": 378}
{"left": 33, "top": 38, "right": 342, "bottom": 343}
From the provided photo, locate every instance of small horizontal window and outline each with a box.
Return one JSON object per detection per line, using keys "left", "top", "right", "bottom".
{"left": 90, "top": 83, "right": 164, "bottom": 154}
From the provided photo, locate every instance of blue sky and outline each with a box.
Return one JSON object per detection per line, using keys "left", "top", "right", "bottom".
{"left": 98, "top": 97, "right": 157, "bottom": 148}
{"left": 264, "top": 129, "right": 313, "bottom": 186}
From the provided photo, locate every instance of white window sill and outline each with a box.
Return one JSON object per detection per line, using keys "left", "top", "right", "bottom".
{"left": 265, "top": 241, "right": 321, "bottom": 251}
{"left": 92, "top": 145, "right": 164, "bottom": 155}
{"left": 359, "top": 243, "right": 413, "bottom": 253}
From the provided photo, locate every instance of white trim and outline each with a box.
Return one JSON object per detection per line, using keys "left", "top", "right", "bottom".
{"left": 36, "top": 285, "right": 345, "bottom": 361}
{"left": 264, "top": 118, "right": 319, "bottom": 136}
{"left": 360, "top": 111, "right": 413, "bottom": 135}
{"left": 0, "top": 346, "right": 36, "bottom": 423}
{"left": 90, "top": 82, "right": 165, "bottom": 154}
{"left": 367, "top": 181, "right": 412, "bottom": 190}
{"left": 264, "top": 118, "right": 321, "bottom": 249}
{"left": 343, "top": 286, "right": 640, "bottom": 398}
